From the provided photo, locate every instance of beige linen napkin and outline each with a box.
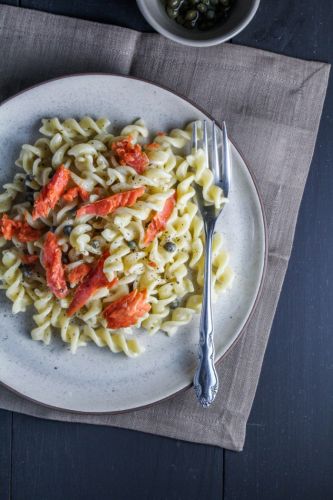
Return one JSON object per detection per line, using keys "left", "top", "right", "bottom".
{"left": 0, "top": 5, "right": 330, "bottom": 451}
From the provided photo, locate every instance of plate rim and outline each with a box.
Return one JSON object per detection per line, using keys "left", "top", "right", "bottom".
{"left": 0, "top": 72, "right": 268, "bottom": 414}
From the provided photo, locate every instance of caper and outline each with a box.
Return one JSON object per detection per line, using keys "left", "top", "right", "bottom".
{"left": 167, "top": 7, "right": 178, "bottom": 19}
{"left": 20, "top": 264, "right": 33, "bottom": 278}
{"left": 170, "top": 298, "right": 180, "bottom": 309}
{"left": 63, "top": 225, "right": 73, "bottom": 236}
{"left": 91, "top": 240, "right": 100, "bottom": 249}
{"left": 197, "top": 3, "right": 208, "bottom": 13}
{"left": 164, "top": 241, "right": 177, "bottom": 252}
{"left": 206, "top": 9, "right": 216, "bottom": 19}
{"left": 185, "top": 9, "right": 198, "bottom": 21}
{"left": 168, "top": 0, "right": 180, "bottom": 7}
{"left": 166, "top": 0, "right": 232, "bottom": 31}
{"left": 127, "top": 240, "right": 137, "bottom": 250}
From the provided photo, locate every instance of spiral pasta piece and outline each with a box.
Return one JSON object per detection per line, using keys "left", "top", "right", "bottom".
{"left": 0, "top": 250, "right": 31, "bottom": 313}
{"left": 82, "top": 325, "right": 144, "bottom": 357}
{"left": 120, "top": 119, "right": 148, "bottom": 142}
{"left": 31, "top": 289, "right": 55, "bottom": 344}
{"left": 39, "top": 117, "right": 110, "bottom": 140}
{"left": 155, "top": 127, "right": 191, "bottom": 149}
{"left": 187, "top": 149, "right": 226, "bottom": 208}
{"left": 161, "top": 307, "right": 195, "bottom": 336}
{"left": 0, "top": 174, "right": 25, "bottom": 213}
{"left": 69, "top": 222, "right": 93, "bottom": 254}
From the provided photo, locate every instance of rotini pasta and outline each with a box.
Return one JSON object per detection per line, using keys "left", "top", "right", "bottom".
{"left": 0, "top": 117, "right": 233, "bottom": 357}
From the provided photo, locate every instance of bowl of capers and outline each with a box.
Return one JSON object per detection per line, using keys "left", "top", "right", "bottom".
{"left": 136, "top": 0, "right": 260, "bottom": 46}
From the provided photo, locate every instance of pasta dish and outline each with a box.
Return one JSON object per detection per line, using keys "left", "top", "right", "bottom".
{"left": 0, "top": 117, "right": 233, "bottom": 357}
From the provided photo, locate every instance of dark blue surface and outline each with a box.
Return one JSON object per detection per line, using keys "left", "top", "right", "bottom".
{"left": 0, "top": 1, "right": 332, "bottom": 499}
{"left": 9, "top": 414, "right": 223, "bottom": 500}
{"left": 225, "top": 2, "right": 333, "bottom": 498}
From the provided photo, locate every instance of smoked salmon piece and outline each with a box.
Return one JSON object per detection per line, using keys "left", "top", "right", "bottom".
{"left": 103, "top": 289, "right": 151, "bottom": 329}
{"left": 62, "top": 185, "right": 89, "bottom": 203}
{"left": 43, "top": 232, "right": 68, "bottom": 299}
{"left": 143, "top": 193, "right": 176, "bottom": 246}
{"left": 0, "top": 214, "right": 41, "bottom": 242}
{"left": 76, "top": 186, "right": 145, "bottom": 218}
{"left": 67, "top": 251, "right": 118, "bottom": 316}
{"left": 66, "top": 263, "right": 91, "bottom": 287}
{"left": 32, "top": 164, "right": 70, "bottom": 220}
{"left": 112, "top": 136, "right": 149, "bottom": 174}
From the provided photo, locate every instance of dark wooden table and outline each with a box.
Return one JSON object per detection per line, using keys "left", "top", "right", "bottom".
{"left": 0, "top": 1, "right": 332, "bottom": 499}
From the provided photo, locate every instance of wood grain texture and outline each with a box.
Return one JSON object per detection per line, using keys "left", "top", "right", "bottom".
{"left": 234, "top": 0, "right": 331, "bottom": 61}
{"left": 224, "top": 1, "right": 333, "bottom": 499}
{"left": 21, "top": 0, "right": 152, "bottom": 31}
{"left": 224, "top": 239, "right": 333, "bottom": 499}
{"left": 0, "top": 410, "right": 12, "bottom": 500}
{"left": 1, "top": 0, "right": 19, "bottom": 6}
{"left": 11, "top": 413, "right": 222, "bottom": 500}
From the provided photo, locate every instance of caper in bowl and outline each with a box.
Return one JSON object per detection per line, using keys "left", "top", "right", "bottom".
{"left": 165, "top": 0, "right": 234, "bottom": 31}
{"left": 136, "top": 0, "right": 260, "bottom": 47}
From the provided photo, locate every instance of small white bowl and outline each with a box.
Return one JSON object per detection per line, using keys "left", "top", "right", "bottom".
{"left": 136, "top": 0, "right": 260, "bottom": 47}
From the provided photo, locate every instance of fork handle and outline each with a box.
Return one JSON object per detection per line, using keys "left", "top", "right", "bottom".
{"left": 193, "top": 220, "right": 219, "bottom": 408}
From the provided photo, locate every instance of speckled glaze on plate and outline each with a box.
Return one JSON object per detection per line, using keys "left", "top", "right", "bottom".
{"left": 0, "top": 74, "right": 266, "bottom": 413}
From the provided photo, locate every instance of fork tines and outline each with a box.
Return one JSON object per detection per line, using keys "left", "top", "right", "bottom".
{"left": 191, "top": 119, "right": 230, "bottom": 199}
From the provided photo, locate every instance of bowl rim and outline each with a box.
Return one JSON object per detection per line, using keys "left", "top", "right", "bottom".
{"left": 136, "top": 0, "right": 261, "bottom": 47}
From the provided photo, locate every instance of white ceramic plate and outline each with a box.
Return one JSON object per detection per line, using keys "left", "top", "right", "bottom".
{"left": 0, "top": 75, "right": 266, "bottom": 413}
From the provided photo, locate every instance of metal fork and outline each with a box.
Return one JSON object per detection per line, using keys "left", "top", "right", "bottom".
{"left": 192, "top": 120, "right": 231, "bottom": 408}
